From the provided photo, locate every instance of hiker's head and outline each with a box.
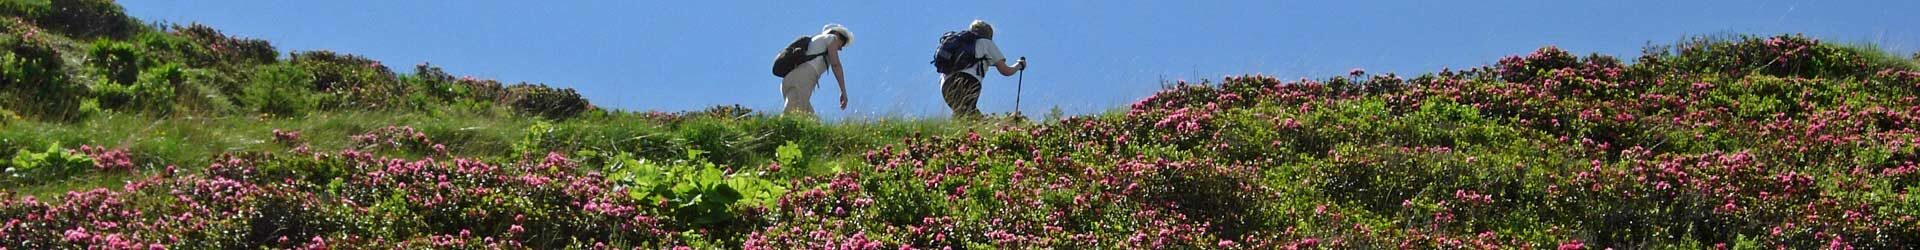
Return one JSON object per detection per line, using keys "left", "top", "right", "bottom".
{"left": 970, "top": 20, "right": 994, "bottom": 39}
{"left": 822, "top": 23, "right": 854, "bottom": 48}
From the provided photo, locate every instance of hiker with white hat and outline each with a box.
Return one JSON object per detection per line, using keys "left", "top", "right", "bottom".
{"left": 770, "top": 23, "right": 855, "bottom": 115}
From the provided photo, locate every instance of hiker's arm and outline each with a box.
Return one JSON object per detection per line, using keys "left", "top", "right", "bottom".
{"left": 993, "top": 59, "right": 1019, "bottom": 76}
{"left": 828, "top": 42, "right": 848, "bottom": 109}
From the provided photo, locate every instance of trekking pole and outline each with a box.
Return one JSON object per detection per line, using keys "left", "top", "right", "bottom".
{"left": 1014, "top": 57, "right": 1026, "bottom": 117}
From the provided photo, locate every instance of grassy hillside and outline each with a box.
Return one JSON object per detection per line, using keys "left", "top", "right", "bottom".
{"left": 5, "top": 0, "right": 1920, "bottom": 249}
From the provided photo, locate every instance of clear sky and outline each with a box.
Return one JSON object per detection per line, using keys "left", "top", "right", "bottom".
{"left": 120, "top": 1, "right": 1920, "bottom": 118}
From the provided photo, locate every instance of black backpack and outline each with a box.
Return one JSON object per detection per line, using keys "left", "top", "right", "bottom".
{"left": 771, "top": 36, "right": 825, "bottom": 77}
{"left": 931, "top": 31, "right": 987, "bottom": 74}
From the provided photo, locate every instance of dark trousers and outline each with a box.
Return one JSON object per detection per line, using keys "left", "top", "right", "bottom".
{"left": 941, "top": 73, "right": 983, "bottom": 119}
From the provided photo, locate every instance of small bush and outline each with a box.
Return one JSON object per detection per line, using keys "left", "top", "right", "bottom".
{"left": 129, "top": 63, "right": 185, "bottom": 114}
{"left": 85, "top": 39, "right": 141, "bottom": 85}
{"left": 504, "top": 83, "right": 592, "bottom": 120}
{"left": 91, "top": 78, "right": 132, "bottom": 109}
{"left": 291, "top": 50, "right": 404, "bottom": 110}
{"left": 241, "top": 64, "right": 316, "bottom": 116}
{"left": 0, "top": 1, "right": 48, "bottom": 19}
{"left": 174, "top": 23, "right": 275, "bottom": 65}
{"left": 134, "top": 31, "right": 209, "bottom": 66}
{"left": 41, "top": 0, "right": 138, "bottom": 38}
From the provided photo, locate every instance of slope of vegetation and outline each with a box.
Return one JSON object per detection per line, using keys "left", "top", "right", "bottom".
{"left": 5, "top": 0, "right": 1920, "bottom": 249}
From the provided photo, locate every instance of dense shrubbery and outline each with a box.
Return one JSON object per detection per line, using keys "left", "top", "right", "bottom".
{"left": 0, "top": 1, "right": 596, "bottom": 121}
{"left": 5, "top": 0, "right": 1920, "bottom": 248}
{"left": 85, "top": 39, "right": 140, "bottom": 85}
{"left": 0, "top": 17, "right": 85, "bottom": 121}
{"left": 7, "top": 32, "right": 1919, "bottom": 248}
{"left": 241, "top": 64, "right": 316, "bottom": 116}
{"left": 504, "top": 83, "right": 592, "bottom": 120}
{"left": 42, "top": 0, "right": 136, "bottom": 38}
{"left": 172, "top": 22, "right": 275, "bottom": 66}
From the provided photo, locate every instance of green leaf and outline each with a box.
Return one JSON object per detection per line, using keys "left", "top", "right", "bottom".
{"left": 627, "top": 189, "right": 650, "bottom": 201}
{"left": 672, "top": 182, "right": 697, "bottom": 195}
{"left": 696, "top": 166, "right": 723, "bottom": 187}
{"left": 709, "top": 182, "right": 743, "bottom": 206}
{"left": 685, "top": 149, "right": 705, "bottom": 161}
{"left": 775, "top": 141, "right": 803, "bottom": 165}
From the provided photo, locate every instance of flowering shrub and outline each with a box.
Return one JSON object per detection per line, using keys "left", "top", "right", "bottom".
{"left": 1, "top": 18, "right": 87, "bottom": 121}
{"left": 72, "top": 145, "right": 132, "bottom": 172}
{"left": 504, "top": 83, "right": 593, "bottom": 120}
{"left": 172, "top": 22, "right": 276, "bottom": 65}
{"left": 39, "top": 0, "right": 138, "bottom": 39}
{"left": 6, "top": 31, "right": 1920, "bottom": 249}
{"left": 350, "top": 125, "right": 439, "bottom": 155}
{"left": 1, "top": 2, "right": 614, "bottom": 122}
{"left": 271, "top": 128, "right": 302, "bottom": 145}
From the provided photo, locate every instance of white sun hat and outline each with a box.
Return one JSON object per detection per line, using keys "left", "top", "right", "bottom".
{"left": 822, "top": 23, "right": 854, "bottom": 47}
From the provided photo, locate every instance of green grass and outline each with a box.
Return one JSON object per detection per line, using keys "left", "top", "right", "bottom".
{"left": 0, "top": 107, "right": 997, "bottom": 195}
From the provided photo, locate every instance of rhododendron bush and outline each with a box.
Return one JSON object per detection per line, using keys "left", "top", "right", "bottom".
{"left": 7, "top": 34, "right": 1920, "bottom": 248}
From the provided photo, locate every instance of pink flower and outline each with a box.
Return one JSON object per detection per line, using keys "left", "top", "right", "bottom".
{"left": 1557, "top": 239, "right": 1585, "bottom": 250}
{"left": 305, "top": 236, "right": 329, "bottom": 250}
{"left": 63, "top": 228, "right": 91, "bottom": 242}
{"left": 1829, "top": 236, "right": 1853, "bottom": 250}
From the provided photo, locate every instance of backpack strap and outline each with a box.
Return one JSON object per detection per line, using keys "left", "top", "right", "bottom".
{"left": 974, "top": 39, "right": 995, "bottom": 76}
{"left": 804, "top": 36, "right": 831, "bottom": 63}
{"left": 807, "top": 52, "right": 828, "bottom": 64}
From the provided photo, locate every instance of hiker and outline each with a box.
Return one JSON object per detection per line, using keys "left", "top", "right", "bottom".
{"left": 933, "top": 20, "right": 1026, "bottom": 119}
{"left": 771, "top": 24, "right": 854, "bottom": 115}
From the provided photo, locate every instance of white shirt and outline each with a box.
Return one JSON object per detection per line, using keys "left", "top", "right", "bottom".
{"left": 954, "top": 38, "right": 1006, "bottom": 80}
{"left": 803, "top": 34, "right": 839, "bottom": 69}
{"left": 790, "top": 33, "right": 840, "bottom": 81}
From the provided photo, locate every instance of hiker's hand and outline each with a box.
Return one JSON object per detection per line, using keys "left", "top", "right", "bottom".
{"left": 838, "top": 94, "right": 848, "bottom": 110}
{"left": 1015, "top": 58, "right": 1027, "bottom": 71}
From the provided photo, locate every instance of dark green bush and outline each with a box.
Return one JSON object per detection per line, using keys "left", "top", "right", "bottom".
{"left": 128, "top": 63, "right": 184, "bottom": 114}
{"left": 290, "top": 50, "right": 403, "bottom": 110}
{"left": 91, "top": 77, "right": 132, "bottom": 109}
{"left": 241, "top": 64, "right": 316, "bottom": 116}
{"left": 0, "top": 25, "right": 84, "bottom": 121}
{"left": 504, "top": 83, "right": 592, "bottom": 120}
{"left": 41, "top": 0, "right": 138, "bottom": 38}
{"left": 408, "top": 62, "right": 457, "bottom": 101}
{"left": 134, "top": 31, "right": 208, "bottom": 66}
{"left": 86, "top": 39, "right": 140, "bottom": 84}
{"left": 175, "top": 23, "right": 275, "bottom": 65}
{"left": 1649, "top": 35, "right": 1886, "bottom": 79}
{"left": 0, "top": 1, "right": 47, "bottom": 22}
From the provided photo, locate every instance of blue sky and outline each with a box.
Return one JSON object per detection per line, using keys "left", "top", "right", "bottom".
{"left": 121, "top": 1, "right": 1920, "bottom": 118}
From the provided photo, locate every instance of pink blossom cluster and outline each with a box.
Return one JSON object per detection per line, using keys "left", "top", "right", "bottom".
{"left": 73, "top": 145, "right": 134, "bottom": 172}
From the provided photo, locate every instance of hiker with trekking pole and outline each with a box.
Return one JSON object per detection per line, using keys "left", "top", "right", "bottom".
{"left": 771, "top": 24, "right": 854, "bottom": 116}
{"left": 931, "top": 20, "right": 1026, "bottom": 120}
